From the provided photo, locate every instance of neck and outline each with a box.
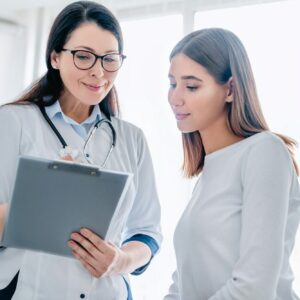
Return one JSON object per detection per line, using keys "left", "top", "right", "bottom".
{"left": 200, "top": 113, "right": 244, "bottom": 155}
{"left": 59, "top": 94, "right": 92, "bottom": 123}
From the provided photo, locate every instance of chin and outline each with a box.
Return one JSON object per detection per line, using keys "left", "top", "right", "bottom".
{"left": 96, "top": 90, "right": 110, "bottom": 102}
{"left": 87, "top": 94, "right": 106, "bottom": 105}
{"left": 177, "top": 124, "right": 197, "bottom": 134}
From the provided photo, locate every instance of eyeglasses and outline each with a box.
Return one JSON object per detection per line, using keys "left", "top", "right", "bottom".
{"left": 61, "top": 49, "right": 126, "bottom": 72}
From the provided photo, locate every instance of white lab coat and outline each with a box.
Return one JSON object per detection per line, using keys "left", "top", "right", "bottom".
{"left": 0, "top": 103, "right": 162, "bottom": 300}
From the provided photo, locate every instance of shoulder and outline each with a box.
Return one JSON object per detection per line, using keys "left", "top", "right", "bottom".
{"left": 110, "top": 117, "right": 145, "bottom": 140}
{"left": 110, "top": 117, "right": 151, "bottom": 160}
{"left": 0, "top": 103, "right": 40, "bottom": 120}
{"left": 242, "top": 131, "right": 293, "bottom": 176}
{"left": 0, "top": 104, "right": 23, "bottom": 126}
{"left": 0, "top": 104, "right": 42, "bottom": 138}
{"left": 246, "top": 131, "right": 290, "bottom": 159}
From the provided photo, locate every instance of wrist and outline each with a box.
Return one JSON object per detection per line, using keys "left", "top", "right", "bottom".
{"left": 0, "top": 203, "right": 7, "bottom": 240}
{"left": 116, "top": 248, "right": 132, "bottom": 274}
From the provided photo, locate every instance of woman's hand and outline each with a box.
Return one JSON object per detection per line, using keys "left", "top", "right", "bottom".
{"left": 68, "top": 228, "right": 130, "bottom": 278}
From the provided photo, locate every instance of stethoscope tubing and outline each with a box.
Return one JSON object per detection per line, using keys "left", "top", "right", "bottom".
{"left": 40, "top": 105, "right": 68, "bottom": 148}
{"left": 39, "top": 104, "right": 116, "bottom": 166}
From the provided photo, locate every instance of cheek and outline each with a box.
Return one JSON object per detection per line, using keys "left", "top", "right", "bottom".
{"left": 106, "top": 72, "right": 118, "bottom": 86}
{"left": 200, "top": 89, "right": 226, "bottom": 111}
{"left": 168, "top": 89, "right": 173, "bottom": 104}
{"left": 192, "top": 90, "right": 227, "bottom": 122}
{"left": 60, "top": 66, "right": 82, "bottom": 87}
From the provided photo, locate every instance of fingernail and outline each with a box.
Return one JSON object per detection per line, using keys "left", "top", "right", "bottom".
{"left": 80, "top": 228, "right": 88, "bottom": 235}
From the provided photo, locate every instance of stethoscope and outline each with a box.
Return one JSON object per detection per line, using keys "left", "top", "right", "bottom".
{"left": 39, "top": 105, "right": 116, "bottom": 167}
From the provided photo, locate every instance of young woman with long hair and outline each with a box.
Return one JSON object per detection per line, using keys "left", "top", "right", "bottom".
{"left": 165, "top": 28, "right": 299, "bottom": 300}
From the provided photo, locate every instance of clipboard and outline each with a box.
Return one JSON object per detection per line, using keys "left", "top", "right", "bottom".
{"left": 1, "top": 155, "right": 133, "bottom": 258}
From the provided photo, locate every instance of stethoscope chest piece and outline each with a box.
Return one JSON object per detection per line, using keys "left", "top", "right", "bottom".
{"left": 59, "top": 146, "right": 79, "bottom": 160}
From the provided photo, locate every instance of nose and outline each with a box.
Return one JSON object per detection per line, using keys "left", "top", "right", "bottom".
{"left": 168, "top": 86, "right": 184, "bottom": 107}
{"left": 89, "top": 58, "right": 105, "bottom": 78}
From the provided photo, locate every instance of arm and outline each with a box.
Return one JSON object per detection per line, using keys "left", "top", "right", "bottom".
{"left": 68, "top": 228, "right": 151, "bottom": 277}
{"left": 69, "top": 129, "right": 162, "bottom": 277}
{"left": 0, "top": 106, "right": 22, "bottom": 206}
{"left": 164, "top": 270, "right": 180, "bottom": 300}
{"left": 120, "top": 129, "right": 162, "bottom": 272}
{"left": 0, "top": 203, "right": 8, "bottom": 240}
{"left": 208, "top": 136, "right": 293, "bottom": 300}
{"left": 0, "top": 106, "right": 22, "bottom": 235}
{"left": 120, "top": 240, "right": 152, "bottom": 273}
{"left": 0, "top": 106, "right": 24, "bottom": 289}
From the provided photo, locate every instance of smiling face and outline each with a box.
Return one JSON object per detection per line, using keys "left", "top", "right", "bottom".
{"left": 51, "top": 22, "right": 119, "bottom": 109}
{"left": 168, "top": 53, "right": 232, "bottom": 134}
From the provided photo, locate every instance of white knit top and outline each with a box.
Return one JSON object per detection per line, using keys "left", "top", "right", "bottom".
{"left": 165, "top": 131, "right": 300, "bottom": 300}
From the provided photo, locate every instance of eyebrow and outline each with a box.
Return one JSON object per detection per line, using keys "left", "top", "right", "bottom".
{"left": 74, "top": 45, "right": 118, "bottom": 54}
{"left": 168, "top": 74, "right": 202, "bottom": 82}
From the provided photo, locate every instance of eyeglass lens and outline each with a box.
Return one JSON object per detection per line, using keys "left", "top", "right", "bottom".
{"left": 74, "top": 51, "right": 122, "bottom": 71}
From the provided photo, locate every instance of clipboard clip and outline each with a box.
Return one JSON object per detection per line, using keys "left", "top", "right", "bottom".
{"left": 48, "top": 162, "right": 100, "bottom": 176}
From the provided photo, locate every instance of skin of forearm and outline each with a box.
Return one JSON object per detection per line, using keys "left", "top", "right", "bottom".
{"left": 119, "top": 241, "right": 152, "bottom": 274}
{"left": 0, "top": 203, "right": 7, "bottom": 239}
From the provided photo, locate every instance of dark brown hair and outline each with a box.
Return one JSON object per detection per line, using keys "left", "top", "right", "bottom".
{"left": 170, "top": 28, "right": 298, "bottom": 177}
{"left": 13, "top": 1, "right": 124, "bottom": 118}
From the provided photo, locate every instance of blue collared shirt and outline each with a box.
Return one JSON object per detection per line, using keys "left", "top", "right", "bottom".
{"left": 45, "top": 101, "right": 101, "bottom": 140}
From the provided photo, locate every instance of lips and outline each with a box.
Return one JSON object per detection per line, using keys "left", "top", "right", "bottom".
{"left": 87, "top": 84, "right": 100, "bottom": 88}
{"left": 175, "top": 113, "right": 190, "bottom": 121}
{"left": 82, "top": 82, "right": 105, "bottom": 92}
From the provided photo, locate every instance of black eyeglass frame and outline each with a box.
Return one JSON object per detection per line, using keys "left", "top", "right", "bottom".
{"left": 61, "top": 48, "right": 126, "bottom": 72}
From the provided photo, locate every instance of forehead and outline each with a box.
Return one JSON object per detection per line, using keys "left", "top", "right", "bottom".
{"left": 169, "top": 53, "right": 209, "bottom": 78}
{"left": 65, "top": 22, "right": 119, "bottom": 52}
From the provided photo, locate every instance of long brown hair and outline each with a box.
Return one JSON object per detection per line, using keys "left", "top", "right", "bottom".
{"left": 170, "top": 28, "right": 299, "bottom": 177}
{"left": 13, "top": 1, "right": 123, "bottom": 118}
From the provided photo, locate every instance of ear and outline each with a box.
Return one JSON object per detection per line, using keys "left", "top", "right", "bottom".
{"left": 50, "top": 50, "right": 60, "bottom": 70}
{"left": 225, "top": 77, "right": 234, "bottom": 103}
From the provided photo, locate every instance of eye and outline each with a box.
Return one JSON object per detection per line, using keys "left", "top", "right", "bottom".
{"left": 169, "top": 82, "right": 176, "bottom": 89}
{"left": 75, "top": 51, "right": 93, "bottom": 61}
{"left": 104, "top": 55, "right": 120, "bottom": 63}
{"left": 186, "top": 86, "right": 198, "bottom": 91}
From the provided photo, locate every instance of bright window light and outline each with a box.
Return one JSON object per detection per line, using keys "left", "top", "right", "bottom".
{"left": 0, "top": 25, "right": 25, "bottom": 104}
{"left": 116, "top": 15, "right": 188, "bottom": 299}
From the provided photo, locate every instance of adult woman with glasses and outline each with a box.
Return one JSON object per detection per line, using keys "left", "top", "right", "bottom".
{"left": 0, "top": 1, "right": 162, "bottom": 299}
{"left": 164, "top": 28, "right": 300, "bottom": 300}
